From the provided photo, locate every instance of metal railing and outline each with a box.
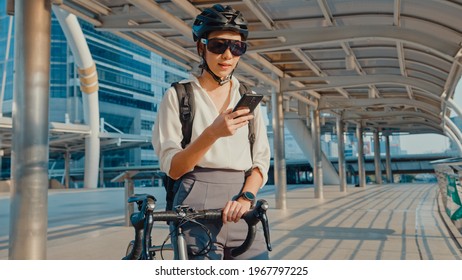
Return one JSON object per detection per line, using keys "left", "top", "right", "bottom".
{"left": 432, "top": 157, "right": 462, "bottom": 231}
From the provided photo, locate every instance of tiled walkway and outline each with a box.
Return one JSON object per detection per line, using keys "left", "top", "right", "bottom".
{"left": 267, "top": 183, "right": 462, "bottom": 260}
{"left": 0, "top": 183, "right": 461, "bottom": 260}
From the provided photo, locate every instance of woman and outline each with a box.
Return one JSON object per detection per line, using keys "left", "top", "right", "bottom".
{"left": 152, "top": 4, "right": 270, "bottom": 260}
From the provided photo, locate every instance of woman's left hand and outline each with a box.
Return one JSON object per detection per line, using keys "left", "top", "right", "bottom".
{"left": 222, "top": 199, "right": 252, "bottom": 223}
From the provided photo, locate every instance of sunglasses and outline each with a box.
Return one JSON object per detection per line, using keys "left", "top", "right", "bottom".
{"left": 201, "top": 38, "right": 247, "bottom": 56}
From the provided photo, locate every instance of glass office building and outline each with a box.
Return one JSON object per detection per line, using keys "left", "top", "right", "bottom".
{"left": 0, "top": 5, "right": 13, "bottom": 108}
{"left": 0, "top": 7, "right": 188, "bottom": 183}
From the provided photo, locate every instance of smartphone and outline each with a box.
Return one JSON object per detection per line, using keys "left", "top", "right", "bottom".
{"left": 232, "top": 93, "right": 263, "bottom": 113}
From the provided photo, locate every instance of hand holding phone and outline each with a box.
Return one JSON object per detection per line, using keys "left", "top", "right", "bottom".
{"left": 232, "top": 93, "right": 263, "bottom": 113}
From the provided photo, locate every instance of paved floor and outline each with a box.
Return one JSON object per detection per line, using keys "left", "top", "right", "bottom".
{"left": 268, "top": 183, "right": 462, "bottom": 260}
{"left": 1, "top": 183, "right": 461, "bottom": 260}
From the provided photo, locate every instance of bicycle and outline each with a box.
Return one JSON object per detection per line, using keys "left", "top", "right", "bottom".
{"left": 122, "top": 193, "right": 272, "bottom": 260}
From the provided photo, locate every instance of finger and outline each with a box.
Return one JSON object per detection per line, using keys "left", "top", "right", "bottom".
{"left": 226, "top": 121, "right": 247, "bottom": 136}
{"left": 229, "top": 206, "right": 240, "bottom": 222}
{"left": 231, "top": 208, "right": 240, "bottom": 223}
{"left": 233, "top": 202, "right": 246, "bottom": 220}
{"left": 229, "top": 108, "right": 250, "bottom": 119}
{"left": 222, "top": 202, "right": 232, "bottom": 224}
{"left": 225, "top": 202, "right": 239, "bottom": 222}
{"left": 233, "top": 120, "right": 249, "bottom": 130}
{"left": 233, "top": 206, "right": 247, "bottom": 223}
{"left": 233, "top": 114, "right": 253, "bottom": 124}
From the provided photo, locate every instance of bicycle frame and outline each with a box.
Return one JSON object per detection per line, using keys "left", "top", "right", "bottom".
{"left": 170, "top": 222, "right": 188, "bottom": 260}
{"left": 123, "top": 193, "right": 271, "bottom": 260}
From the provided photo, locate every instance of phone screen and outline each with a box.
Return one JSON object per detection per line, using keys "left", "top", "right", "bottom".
{"left": 232, "top": 93, "right": 263, "bottom": 113}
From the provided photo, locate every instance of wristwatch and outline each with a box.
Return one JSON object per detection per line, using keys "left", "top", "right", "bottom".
{"left": 238, "top": 191, "right": 256, "bottom": 204}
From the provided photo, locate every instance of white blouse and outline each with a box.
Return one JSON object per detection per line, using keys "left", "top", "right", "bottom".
{"left": 152, "top": 75, "right": 270, "bottom": 187}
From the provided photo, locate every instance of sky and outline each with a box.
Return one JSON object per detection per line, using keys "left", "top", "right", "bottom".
{"left": 400, "top": 79, "right": 462, "bottom": 154}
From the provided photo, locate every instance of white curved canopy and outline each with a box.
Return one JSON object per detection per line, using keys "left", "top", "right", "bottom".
{"left": 54, "top": 0, "right": 462, "bottom": 137}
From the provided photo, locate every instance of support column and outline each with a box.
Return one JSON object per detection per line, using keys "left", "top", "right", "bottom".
{"left": 124, "top": 174, "right": 134, "bottom": 227}
{"left": 53, "top": 6, "right": 100, "bottom": 188}
{"left": 373, "top": 131, "right": 382, "bottom": 184}
{"left": 385, "top": 134, "right": 393, "bottom": 183}
{"left": 272, "top": 78, "right": 286, "bottom": 209}
{"left": 336, "top": 116, "right": 347, "bottom": 192}
{"left": 64, "top": 151, "right": 70, "bottom": 189}
{"left": 9, "top": 0, "right": 51, "bottom": 259}
{"left": 311, "top": 109, "right": 323, "bottom": 198}
{"left": 356, "top": 123, "right": 366, "bottom": 188}
{"left": 99, "top": 155, "right": 105, "bottom": 188}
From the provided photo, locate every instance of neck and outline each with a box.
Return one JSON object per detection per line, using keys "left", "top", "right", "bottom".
{"left": 199, "top": 71, "right": 232, "bottom": 90}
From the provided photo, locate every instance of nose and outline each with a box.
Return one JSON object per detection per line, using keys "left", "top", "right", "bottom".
{"left": 222, "top": 47, "right": 234, "bottom": 59}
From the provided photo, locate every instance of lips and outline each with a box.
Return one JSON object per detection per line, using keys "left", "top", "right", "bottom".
{"left": 218, "top": 63, "right": 233, "bottom": 70}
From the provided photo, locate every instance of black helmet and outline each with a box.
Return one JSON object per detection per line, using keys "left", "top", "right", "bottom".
{"left": 192, "top": 4, "right": 248, "bottom": 42}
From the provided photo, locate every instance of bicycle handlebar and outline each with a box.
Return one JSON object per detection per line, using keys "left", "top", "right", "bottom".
{"left": 123, "top": 193, "right": 272, "bottom": 260}
{"left": 230, "top": 199, "right": 272, "bottom": 257}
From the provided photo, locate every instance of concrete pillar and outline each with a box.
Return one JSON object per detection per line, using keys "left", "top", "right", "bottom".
{"left": 311, "top": 109, "right": 323, "bottom": 198}
{"left": 9, "top": 0, "right": 51, "bottom": 259}
{"left": 356, "top": 124, "right": 366, "bottom": 188}
{"left": 385, "top": 135, "right": 393, "bottom": 183}
{"left": 373, "top": 131, "right": 382, "bottom": 184}
{"left": 99, "top": 154, "right": 105, "bottom": 188}
{"left": 124, "top": 174, "right": 135, "bottom": 227}
{"left": 336, "top": 117, "right": 347, "bottom": 192}
{"left": 64, "top": 151, "right": 70, "bottom": 189}
{"left": 272, "top": 78, "right": 286, "bottom": 209}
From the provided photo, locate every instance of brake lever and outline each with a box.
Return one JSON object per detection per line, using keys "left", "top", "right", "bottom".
{"left": 254, "top": 199, "right": 272, "bottom": 252}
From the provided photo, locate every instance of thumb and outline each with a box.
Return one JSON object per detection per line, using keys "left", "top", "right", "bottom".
{"left": 223, "top": 108, "right": 233, "bottom": 114}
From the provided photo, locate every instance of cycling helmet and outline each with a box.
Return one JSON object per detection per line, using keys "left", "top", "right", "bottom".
{"left": 192, "top": 4, "right": 248, "bottom": 42}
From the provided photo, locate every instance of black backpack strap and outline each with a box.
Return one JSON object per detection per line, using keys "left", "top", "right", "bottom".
{"left": 172, "top": 82, "right": 195, "bottom": 149}
{"left": 238, "top": 83, "right": 256, "bottom": 161}
{"left": 164, "top": 82, "right": 194, "bottom": 211}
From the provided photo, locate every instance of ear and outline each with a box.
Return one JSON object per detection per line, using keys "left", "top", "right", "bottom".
{"left": 197, "top": 41, "right": 205, "bottom": 56}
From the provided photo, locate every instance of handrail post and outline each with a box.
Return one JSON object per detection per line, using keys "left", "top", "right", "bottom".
{"left": 124, "top": 173, "right": 135, "bottom": 227}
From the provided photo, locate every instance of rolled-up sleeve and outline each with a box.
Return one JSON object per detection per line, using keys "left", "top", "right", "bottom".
{"left": 251, "top": 104, "right": 271, "bottom": 188}
{"left": 152, "top": 87, "right": 183, "bottom": 176}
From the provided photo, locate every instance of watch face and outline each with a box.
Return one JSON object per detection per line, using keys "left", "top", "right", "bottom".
{"left": 243, "top": 191, "right": 255, "bottom": 201}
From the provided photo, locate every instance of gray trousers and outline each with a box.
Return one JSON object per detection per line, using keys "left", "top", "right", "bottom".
{"left": 172, "top": 167, "right": 269, "bottom": 260}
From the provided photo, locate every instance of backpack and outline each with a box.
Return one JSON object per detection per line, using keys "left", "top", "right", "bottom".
{"left": 163, "top": 81, "right": 256, "bottom": 210}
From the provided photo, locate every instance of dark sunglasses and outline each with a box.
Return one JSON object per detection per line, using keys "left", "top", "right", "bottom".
{"left": 201, "top": 38, "right": 247, "bottom": 56}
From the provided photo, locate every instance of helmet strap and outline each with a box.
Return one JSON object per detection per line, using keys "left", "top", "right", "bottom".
{"left": 205, "top": 66, "right": 233, "bottom": 86}
{"left": 200, "top": 54, "right": 233, "bottom": 86}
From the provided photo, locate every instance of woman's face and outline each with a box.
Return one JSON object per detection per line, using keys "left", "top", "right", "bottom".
{"left": 201, "top": 30, "right": 243, "bottom": 80}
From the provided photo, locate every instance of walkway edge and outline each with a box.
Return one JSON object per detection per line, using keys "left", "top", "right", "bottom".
{"left": 436, "top": 188, "right": 462, "bottom": 251}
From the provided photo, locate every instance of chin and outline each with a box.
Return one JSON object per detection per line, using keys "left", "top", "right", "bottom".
{"left": 215, "top": 70, "right": 233, "bottom": 78}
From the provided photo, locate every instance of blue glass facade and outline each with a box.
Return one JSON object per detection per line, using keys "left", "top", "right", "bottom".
{"left": 80, "top": 20, "right": 188, "bottom": 168}
{"left": 0, "top": 9, "right": 189, "bottom": 180}
{"left": 0, "top": 4, "right": 14, "bottom": 104}
{"left": 50, "top": 16, "right": 68, "bottom": 100}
